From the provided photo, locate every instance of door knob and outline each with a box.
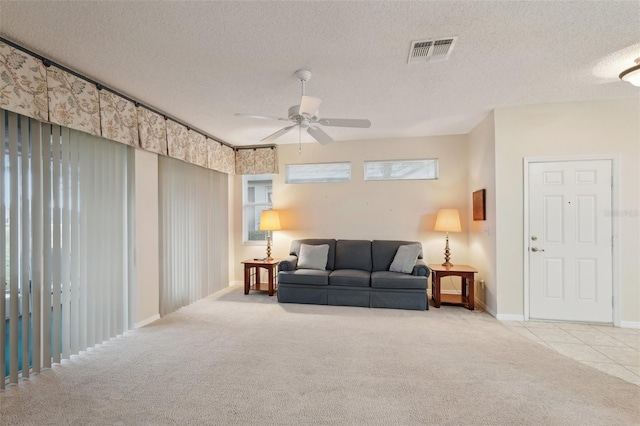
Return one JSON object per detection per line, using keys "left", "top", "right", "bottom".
{"left": 530, "top": 247, "right": 545, "bottom": 252}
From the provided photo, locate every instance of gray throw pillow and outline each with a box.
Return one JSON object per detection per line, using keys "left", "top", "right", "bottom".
{"left": 297, "top": 244, "right": 330, "bottom": 270}
{"left": 389, "top": 244, "right": 421, "bottom": 274}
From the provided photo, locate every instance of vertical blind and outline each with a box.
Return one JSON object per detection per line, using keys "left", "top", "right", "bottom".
{"left": 1, "top": 108, "right": 133, "bottom": 387}
{"left": 159, "top": 156, "right": 229, "bottom": 316}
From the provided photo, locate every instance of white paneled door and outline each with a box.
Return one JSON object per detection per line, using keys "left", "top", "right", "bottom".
{"left": 528, "top": 160, "right": 613, "bottom": 323}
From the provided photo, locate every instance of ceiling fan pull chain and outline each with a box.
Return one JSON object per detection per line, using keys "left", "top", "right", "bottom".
{"left": 298, "top": 125, "right": 302, "bottom": 154}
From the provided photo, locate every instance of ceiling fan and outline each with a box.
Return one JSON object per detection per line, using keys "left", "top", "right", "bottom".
{"left": 235, "top": 69, "right": 371, "bottom": 146}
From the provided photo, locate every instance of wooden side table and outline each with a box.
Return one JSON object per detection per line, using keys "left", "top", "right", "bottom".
{"left": 241, "top": 258, "right": 282, "bottom": 296}
{"left": 428, "top": 264, "right": 478, "bottom": 310}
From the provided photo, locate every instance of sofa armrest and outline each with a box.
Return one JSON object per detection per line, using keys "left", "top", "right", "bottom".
{"left": 279, "top": 255, "right": 298, "bottom": 272}
{"left": 412, "top": 260, "right": 430, "bottom": 278}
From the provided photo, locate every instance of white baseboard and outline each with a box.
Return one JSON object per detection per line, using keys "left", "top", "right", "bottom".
{"left": 136, "top": 314, "right": 160, "bottom": 328}
{"left": 229, "top": 280, "right": 243, "bottom": 287}
{"left": 475, "top": 299, "right": 497, "bottom": 318}
{"left": 496, "top": 313, "right": 525, "bottom": 322}
{"left": 620, "top": 321, "right": 640, "bottom": 329}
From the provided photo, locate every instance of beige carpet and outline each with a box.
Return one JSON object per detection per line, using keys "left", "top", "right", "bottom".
{"left": 1, "top": 285, "right": 639, "bottom": 425}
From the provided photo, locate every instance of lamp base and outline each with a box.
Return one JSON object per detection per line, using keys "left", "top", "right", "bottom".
{"left": 265, "top": 234, "right": 273, "bottom": 260}
{"left": 442, "top": 232, "right": 453, "bottom": 267}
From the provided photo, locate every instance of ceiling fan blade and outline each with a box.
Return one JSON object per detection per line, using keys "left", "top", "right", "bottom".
{"left": 235, "top": 113, "right": 289, "bottom": 121}
{"left": 261, "top": 125, "right": 297, "bottom": 142}
{"left": 307, "top": 126, "right": 333, "bottom": 145}
{"left": 318, "top": 118, "right": 371, "bottom": 128}
{"left": 299, "top": 96, "right": 322, "bottom": 116}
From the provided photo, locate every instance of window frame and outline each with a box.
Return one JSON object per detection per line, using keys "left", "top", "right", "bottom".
{"left": 285, "top": 162, "right": 352, "bottom": 184}
{"left": 363, "top": 159, "right": 439, "bottom": 181}
{"left": 242, "top": 173, "right": 273, "bottom": 245}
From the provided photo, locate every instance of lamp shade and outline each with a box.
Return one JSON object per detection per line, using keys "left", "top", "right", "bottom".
{"left": 434, "top": 209, "right": 462, "bottom": 232}
{"left": 259, "top": 210, "right": 281, "bottom": 231}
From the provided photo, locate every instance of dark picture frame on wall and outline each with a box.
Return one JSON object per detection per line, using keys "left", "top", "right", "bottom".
{"left": 473, "top": 189, "right": 486, "bottom": 221}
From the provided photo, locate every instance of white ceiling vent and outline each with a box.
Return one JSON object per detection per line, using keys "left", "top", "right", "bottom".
{"left": 407, "top": 37, "right": 457, "bottom": 64}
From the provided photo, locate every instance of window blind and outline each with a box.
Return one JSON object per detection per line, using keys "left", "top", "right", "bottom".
{"left": 1, "top": 108, "right": 133, "bottom": 387}
{"left": 158, "top": 156, "right": 229, "bottom": 316}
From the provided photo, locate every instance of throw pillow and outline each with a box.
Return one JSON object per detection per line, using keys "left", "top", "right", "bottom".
{"left": 297, "top": 244, "right": 330, "bottom": 270}
{"left": 389, "top": 244, "right": 421, "bottom": 274}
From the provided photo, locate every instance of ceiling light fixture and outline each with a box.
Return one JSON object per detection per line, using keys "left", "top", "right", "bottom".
{"left": 235, "top": 69, "right": 371, "bottom": 154}
{"left": 619, "top": 58, "right": 640, "bottom": 87}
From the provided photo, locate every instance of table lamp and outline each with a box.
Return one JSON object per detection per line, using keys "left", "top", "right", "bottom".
{"left": 434, "top": 208, "right": 462, "bottom": 267}
{"left": 259, "top": 210, "right": 281, "bottom": 260}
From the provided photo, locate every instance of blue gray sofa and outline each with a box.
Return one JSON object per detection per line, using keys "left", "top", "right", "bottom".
{"left": 277, "top": 239, "right": 430, "bottom": 310}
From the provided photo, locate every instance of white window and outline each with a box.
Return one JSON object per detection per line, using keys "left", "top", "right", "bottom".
{"left": 243, "top": 174, "right": 273, "bottom": 243}
{"left": 364, "top": 159, "right": 439, "bottom": 181}
{"left": 285, "top": 162, "right": 351, "bottom": 184}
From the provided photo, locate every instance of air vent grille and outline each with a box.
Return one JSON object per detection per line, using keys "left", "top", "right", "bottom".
{"left": 411, "top": 41, "right": 433, "bottom": 59}
{"left": 408, "top": 37, "right": 457, "bottom": 64}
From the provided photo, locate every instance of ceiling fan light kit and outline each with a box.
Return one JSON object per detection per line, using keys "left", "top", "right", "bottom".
{"left": 619, "top": 58, "right": 640, "bottom": 87}
{"left": 235, "top": 69, "right": 371, "bottom": 152}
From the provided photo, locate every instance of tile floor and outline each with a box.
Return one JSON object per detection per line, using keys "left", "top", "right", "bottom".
{"left": 503, "top": 320, "right": 640, "bottom": 386}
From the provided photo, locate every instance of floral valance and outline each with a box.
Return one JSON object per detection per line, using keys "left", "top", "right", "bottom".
{"left": 0, "top": 38, "right": 278, "bottom": 176}
{"left": 47, "top": 66, "right": 101, "bottom": 136}
{"left": 188, "top": 130, "right": 208, "bottom": 168}
{"left": 99, "top": 91, "right": 139, "bottom": 147}
{"left": 219, "top": 144, "right": 236, "bottom": 175}
{"left": 254, "top": 147, "right": 278, "bottom": 174}
{"left": 235, "top": 149, "right": 254, "bottom": 174}
{"left": 0, "top": 41, "right": 48, "bottom": 122}
{"left": 137, "top": 107, "right": 167, "bottom": 156}
{"left": 235, "top": 147, "right": 278, "bottom": 175}
{"left": 166, "top": 120, "right": 189, "bottom": 161}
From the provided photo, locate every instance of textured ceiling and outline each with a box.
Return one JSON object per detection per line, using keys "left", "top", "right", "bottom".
{"left": 0, "top": 1, "right": 638, "bottom": 146}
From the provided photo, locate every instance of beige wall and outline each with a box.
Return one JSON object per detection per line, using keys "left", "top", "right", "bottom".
{"left": 467, "top": 112, "right": 498, "bottom": 315}
{"left": 231, "top": 97, "right": 639, "bottom": 326}
{"left": 233, "top": 135, "right": 471, "bottom": 287}
{"left": 494, "top": 98, "right": 640, "bottom": 324}
{"left": 134, "top": 149, "right": 160, "bottom": 327}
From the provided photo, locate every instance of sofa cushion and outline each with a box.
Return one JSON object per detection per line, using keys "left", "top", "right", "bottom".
{"left": 389, "top": 244, "right": 422, "bottom": 274}
{"left": 334, "top": 240, "right": 372, "bottom": 272}
{"left": 278, "top": 270, "right": 330, "bottom": 286}
{"left": 371, "top": 271, "right": 427, "bottom": 290}
{"left": 290, "top": 239, "right": 337, "bottom": 270}
{"left": 372, "top": 240, "right": 423, "bottom": 272}
{"left": 298, "top": 244, "right": 330, "bottom": 270}
{"left": 329, "top": 269, "right": 371, "bottom": 287}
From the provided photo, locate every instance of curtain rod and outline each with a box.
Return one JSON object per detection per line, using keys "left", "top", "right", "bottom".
{"left": 0, "top": 36, "right": 237, "bottom": 149}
